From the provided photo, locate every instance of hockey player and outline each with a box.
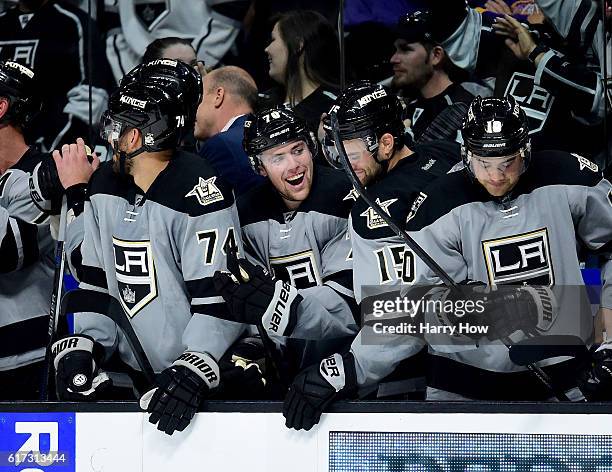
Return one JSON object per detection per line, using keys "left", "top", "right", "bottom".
{"left": 391, "top": 10, "right": 475, "bottom": 144}
{"left": 212, "top": 106, "right": 358, "bottom": 374}
{"left": 283, "top": 96, "right": 612, "bottom": 430}
{"left": 0, "top": 59, "right": 57, "bottom": 400}
{"left": 50, "top": 71, "right": 245, "bottom": 435}
{"left": 321, "top": 81, "right": 460, "bottom": 302}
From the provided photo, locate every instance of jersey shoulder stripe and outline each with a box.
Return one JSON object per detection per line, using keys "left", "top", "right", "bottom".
{"left": 89, "top": 152, "right": 235, "bottom": 216}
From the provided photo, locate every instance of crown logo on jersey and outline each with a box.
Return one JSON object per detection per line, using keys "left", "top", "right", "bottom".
{"left": 185, "top": 176, "right": 224, "bottom": 207}
{"left": 360, "top": 198, "right": 397, "bottom": 230}
{"left": 122, "top": 286, "right": 136, "bottom": 305}
{"left": 343, "top": 188, "right": 359, "bottom": 202}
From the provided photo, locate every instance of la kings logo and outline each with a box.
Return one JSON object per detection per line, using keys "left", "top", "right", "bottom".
{"left": 113, "top": 238, "right": 158, "bottom": 317}
{"left": 134, "top": 0, "right": 170, "bottom": 31}
{"left": 482, "top": 228, "right": 554, "bottom": 286}
{"left": 269, "top": 250, "right": 321, "bottom": 289}
{"left": 505, "top": 72, "right": 554, "bottom": 134}
{"left": 0, "top": 39, "right": 39, "bottom": 67}
{"left": 185, "top": 176, "right": 224, "bottom": 207}
{"left": 360, "top": 198, "right": 397, "bottom": 230}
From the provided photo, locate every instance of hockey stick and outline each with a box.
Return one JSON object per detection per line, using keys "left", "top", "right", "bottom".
{"left": 508, "top": 335, "right": 590, "bottom": 366}
{"left": 59, "top": 289, "right": 157, "bottom": 386}
{"left": 40, "top": 196, "right": 68, "bottom": 401}
{"left": 329, "top": 111, "right": 573, "bottom": 402}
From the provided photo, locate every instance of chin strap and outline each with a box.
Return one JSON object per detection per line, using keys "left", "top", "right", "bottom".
{"left": 113, "top": 138, "right": 147, "bottom": 175}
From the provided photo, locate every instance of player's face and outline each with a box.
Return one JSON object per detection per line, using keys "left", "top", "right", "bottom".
{"left": 390, "top": 40, "right": 434, "bottom": 90}
{"left": 470, "top": 151, "right": 525, "bottom": 197}
{"left": 194, "top": 75, "right": 215, "bottom": 140}
{"left": 259, "top": 139, "right": 314, "bottom": 209}
{"left": 343, "top": 138, "right": 382, "bottom": 186}
{"left": 265, "top": 23, "right": 289, "bottom": 85}
{"left": 108, "top": 129, "right": 136, "bottom": 174}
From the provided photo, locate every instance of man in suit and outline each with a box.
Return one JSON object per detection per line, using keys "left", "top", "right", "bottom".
{"left": 195, "top": 66, "right": 264, "bottom": 195}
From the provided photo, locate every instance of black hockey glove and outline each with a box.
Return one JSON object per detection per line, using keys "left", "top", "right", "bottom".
{"left": 213, "top": 257, "right": 303, "bottom": 337}
{"left": 283, "top": 352, "right": 357, "bottom": 431}
{"left": 30, "top": 157, "right": 63, "bottom": 215}
{"left": 52, "top": 335, "right": 112, "bottom": 401}
{"left": 217, "top": 336, "right": 267, "bottom": 399}
{"left": 139, "top": 351, "right": 220, "bottom": 435}
{"left": 578, "top": 342, "right": 612, "bottom": 401}
{"left": 445, "top": 284, "right": 556, "bottom": 341}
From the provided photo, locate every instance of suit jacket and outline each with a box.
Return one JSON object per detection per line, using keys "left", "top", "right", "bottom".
{"left": 198, "top": 115, "right": 265, "bottom": 196}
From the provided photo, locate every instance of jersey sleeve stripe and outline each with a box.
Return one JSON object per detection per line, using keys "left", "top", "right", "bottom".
{"left": 80, "top": 264, "right": 108, "bottom": 291}
{"left": 185, "top": 277, "right": 218, "bottom": 299}
{"left": 191, "top": 302, "right": 233, "bottom": 321}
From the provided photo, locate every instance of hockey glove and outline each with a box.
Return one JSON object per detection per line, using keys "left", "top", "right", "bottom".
{"left": 217, "top": 336, "right": 267, "bottom": 399}
{"left": 213, "top": 257, "right": 303, "bottom": 337}
{"left": 139, "top": 351, "right": 220, "bottom": 435}
{"left": 30, "top": 157, "right": 63, "bottom": 215}
{"left": 283, "top": 352, "right": 357, "bottom": 431}
{"left": 578, "top": 341, "right": 612, "bottom": 401}
{"left": 52, "top": 335, "right": 112, "bottom": 401}
{"left": 445, "top": 284, "right": 555, "bottom": 341}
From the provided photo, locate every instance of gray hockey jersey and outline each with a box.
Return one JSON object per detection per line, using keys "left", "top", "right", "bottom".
{"left": 0, "top": 148, "right": 54, "bottom": 371}
{"left": 238, "top": 165, "right": 358, "bottom": 342}
{"left": 350, "top": 141, "right": 461, "bottom": 303}
{"left": 351, "top": 150, "right": 612, "bottom": 400}
{"left": 69, "top": 152, "right": 245, "bottom": 373}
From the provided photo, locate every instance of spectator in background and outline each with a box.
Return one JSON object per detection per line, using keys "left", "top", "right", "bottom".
{"left": 391, "top": 10, "right": 474, "bottom": 144}
{"left": 142, "top": 37, "right": 206, "bottom": 77}
{"left": 0, "top": 0, "right": 114, "bottom": 152}
{"left": 105, "top": 0, "right": 251, "bottom": 83}
{"left": 430, "top": 0, "right": 611, "bottom": 162}
{"left": 194, "top": 66, "right": 264, "bottom": 195}
{"left": 141, "top": 36, "right": 208, "bottom": 152}
{"left": 263, "top": 10, "right": 340, "bottom": 134}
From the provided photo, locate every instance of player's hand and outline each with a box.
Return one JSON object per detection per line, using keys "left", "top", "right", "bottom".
{"left": 493, "top": 14, "right": 537, "bottom": 60}
{"left": 485, "top": 0, "right": 512, "bottom": 15}
{"left": 283, "top": 353, "right": 356, "bottom": 431}
{"left": 52, "top": 335, "right": 112, "bottom": 401}
{"left": 217, "top": 336, "right": 267, "bottom": 399}
{"left": 139, "top": 351, "right": 219, "bottom": 435}
{"left": 447, "top": 284, "right": 556, "bottom": 341}
{"left": 52, "top": 137, "right": 100, "bottom": 189}
{"left": 578, "top": 341, "right": 612, "bottom": 401}
{"left": 213, "top": 256, "right": 303, "bottom": 337}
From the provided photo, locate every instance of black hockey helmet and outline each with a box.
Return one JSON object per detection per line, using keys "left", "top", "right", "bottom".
{"left": 321, "top": 80, "right": 405, "bottom": 168}
{"left": 101, "top": 81, "right": 188, "bottom": 163}
{"left": 243, "top": 105, "right": 317, "bottom": 173}
{"left": 461, "top": 95, "right": 531, "bottom": 166}
{"left": 0, "top": 60, "right": 40, "bottom": 128}
{"left": 120, "top": 59, "right": 202, "bottom": 127}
